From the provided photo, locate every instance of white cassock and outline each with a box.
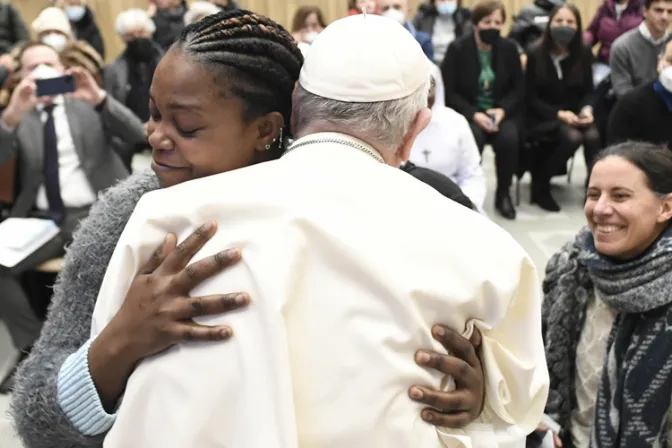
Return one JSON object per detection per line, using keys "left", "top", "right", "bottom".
{"left": 91, "top": 133, "right": 548, "bottom": 448}
{"left": 410, "top": 106, "right": 487, "bottom": 212}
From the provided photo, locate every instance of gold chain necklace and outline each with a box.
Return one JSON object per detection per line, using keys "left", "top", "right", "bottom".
{"left": 282, "top": 137, "right": 385, "bottom": 164}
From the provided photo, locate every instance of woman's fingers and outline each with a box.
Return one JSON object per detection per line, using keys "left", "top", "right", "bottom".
{"left": 138, "top": 233, "right": 177, "bottom": 275}
{"left": 170, "top": 248, "right": 242, "bottom": 293}
{"left": 160, "top": 222, "right": 218, "bottom": 273}
{"left": 170, "top": 292, "right": 250, "bottom": 320}
{"left": 431, "top": 325, "right": 481, "bottom": 369}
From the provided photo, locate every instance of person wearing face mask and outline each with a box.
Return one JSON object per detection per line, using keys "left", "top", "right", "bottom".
{"left": 607, "top": 39, "right": 672, "bottom": 150}
{"left": 413, "top": 0, "right": 472, "bottom": 65}
{"left": 105, "top": 9, "right": 164, "bottom": 125}
{"left": 441, "top": 0, "right": 524, "bottom": 220}
{"left": 184, "top": 1, "right": 220, "bottom": 25}
{"left": 380, "top": 0, "right": 434, "bottom": 60}
{"left": 509, "top": 0, "right": 565, "bottom": 54}
{"left": 58, "top": 0, "right": 105, "bottom": 60}
{"left": 31, "top": 7, "right": 73, "bottom": 54}
{"left": 291, "top": 6, "right": 327, "bottom": 51}
{"left": 525, "top": 4, "right": 599, "bottom": 212}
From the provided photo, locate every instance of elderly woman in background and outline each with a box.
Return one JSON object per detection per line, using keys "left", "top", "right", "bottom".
{"left": 61, "top": 40, "right": 104, "bottom": 87}
{"left": 31, "top": 7, "right": 73, "bottom": 53}
{"left": 413, "top": 0, "right": 472, "bottom": 65}
{"left": 541, "top": 141, "right": 672, "bottom": 447}
{"left": 184, "top": 1, "right": 221, "bottom": 25}
{"left": 105, "top": 9, "right": 163, "bottom": 124}
{"left": 55, "top": 0, "right": 105, "bottom": 59}
{"left": 292, "top": 6, "right": 327, "bottom": 46}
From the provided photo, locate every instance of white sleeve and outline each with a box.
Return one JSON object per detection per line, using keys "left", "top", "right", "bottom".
{"left": 453, "top": 115, "right": 487, "bottom": 212}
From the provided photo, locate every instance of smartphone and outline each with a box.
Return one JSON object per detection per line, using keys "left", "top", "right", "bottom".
{"left": 489, "top": 113, "right": 496, "bottom": 128}
{"left": 36, "top": 75, "right": 75, "bottom": 97}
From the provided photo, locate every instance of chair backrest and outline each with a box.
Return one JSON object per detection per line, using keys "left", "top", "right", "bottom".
{"left": 0, "top": 158, "right": 16, "bottom": 205}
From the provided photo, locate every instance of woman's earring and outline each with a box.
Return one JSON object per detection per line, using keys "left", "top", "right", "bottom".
{"left": 278, "top": 128, "right": 284, "bottom": 151}
{"left": 264, "top": 144, "right": 271, "bottom": 150}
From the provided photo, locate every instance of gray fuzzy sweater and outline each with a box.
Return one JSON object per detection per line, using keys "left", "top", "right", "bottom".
{"left": 10, "top": 170, "right": 160, "bottom": 448}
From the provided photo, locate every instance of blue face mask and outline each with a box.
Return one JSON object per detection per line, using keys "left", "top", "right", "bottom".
{"left": 65, "top": 6, "right": 86, "bottom": 22}
{"left": 436, "top": 1, "right": 457, "bottom": 16}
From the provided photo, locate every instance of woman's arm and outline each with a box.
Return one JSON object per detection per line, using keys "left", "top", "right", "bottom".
{"left": 441, "top": 42, "right": 479, "bottom": 119}
{"left": 496, "top": 43, "right": 525, "bottom": 119}
{"left": 10, "top": 172, "right": 159, "bottom": 448}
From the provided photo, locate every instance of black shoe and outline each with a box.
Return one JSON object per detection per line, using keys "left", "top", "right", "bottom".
{"left": 495, "top": 193, "right": 516, "bottom": 220}
{"left": 0, "top": 350, "right": 30, "bottom": 395}
{"left": 531, "top": 190, "right": 561, "bottom": 212}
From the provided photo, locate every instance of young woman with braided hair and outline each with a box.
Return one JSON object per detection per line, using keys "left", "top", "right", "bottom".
{"left": 10, "top": 10, "right": 485, "bottom": 447}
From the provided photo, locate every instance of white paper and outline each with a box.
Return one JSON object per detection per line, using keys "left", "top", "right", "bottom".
{"left": 0, "top": 218, "right": 60, "bottom": 268}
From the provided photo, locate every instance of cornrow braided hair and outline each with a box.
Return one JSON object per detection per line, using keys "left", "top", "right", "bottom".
{"left": 178, "top": 9, "right": 304, "bottom": 151}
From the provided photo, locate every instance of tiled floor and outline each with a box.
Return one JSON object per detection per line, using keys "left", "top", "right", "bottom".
{"left": 0, "top": 148, "right": 588, "bottom": 445}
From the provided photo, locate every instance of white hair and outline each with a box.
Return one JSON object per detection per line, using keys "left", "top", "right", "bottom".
{"left": 115, "top": 9, "right": 156, "bottom": 37}
{"left": 293, "top": 80, "right": 431, "bottom": 152}
{"left": 184, "top": 1, "right": 221, "bottom": 25}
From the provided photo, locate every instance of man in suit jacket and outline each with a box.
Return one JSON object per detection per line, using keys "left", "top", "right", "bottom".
{"left": 0, "top": 42, "right": 144, "bottom": 391}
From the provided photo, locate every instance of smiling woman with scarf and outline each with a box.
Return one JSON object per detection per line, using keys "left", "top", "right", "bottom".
{"left": 541, "top": 141, "right": 672, "bottom": 448}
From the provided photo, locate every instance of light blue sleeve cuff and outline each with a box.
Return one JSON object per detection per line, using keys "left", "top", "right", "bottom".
{"left": 57, "top": 339, "right": 116, "bottom": 436}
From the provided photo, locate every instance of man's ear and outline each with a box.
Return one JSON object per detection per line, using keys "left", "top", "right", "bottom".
{"left": 396, "top": 108, "right": 431, "bottom": 163}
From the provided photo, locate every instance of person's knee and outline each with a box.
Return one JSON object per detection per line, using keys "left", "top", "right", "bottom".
{"left": 495, "top": 121, "right": 519, "bottom": 151}
{"left": 560, "top": 125, "right": 584, "bottom": 147}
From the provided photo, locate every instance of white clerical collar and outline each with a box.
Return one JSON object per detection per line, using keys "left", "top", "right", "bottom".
{"left": 284, "top": 132, "right": 385, "bottom": 164}
{"left": 639, "top": 22, "right": 671, "bottom": 46}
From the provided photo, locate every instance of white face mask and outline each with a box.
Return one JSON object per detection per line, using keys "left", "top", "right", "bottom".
{"left": 30, "top": 64, "right": 62, "bottom": 80}
{"left": 382, "top": 8, "right": 406, "bottom": 25}
{"left": 303, "top": 31, "right": 319, "bottom": 44}
{"left": 41, "top": 33, "right": 68, "bottom": 53}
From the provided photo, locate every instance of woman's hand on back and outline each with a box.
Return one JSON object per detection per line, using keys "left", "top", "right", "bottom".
{"left": 89, "top": 222, "right": 249, "bottom": 411}
{"left": 409, "top": 326, "right": 485, "bottom": 428}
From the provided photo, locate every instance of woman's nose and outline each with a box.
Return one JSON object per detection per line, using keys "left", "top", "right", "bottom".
{"left": 147, "top": 123, "right": 173, "bottom": 151}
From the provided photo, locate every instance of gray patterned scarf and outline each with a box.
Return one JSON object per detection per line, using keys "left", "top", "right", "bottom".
{"left": 543, "top": 225, "right": 672, "bottom": 447}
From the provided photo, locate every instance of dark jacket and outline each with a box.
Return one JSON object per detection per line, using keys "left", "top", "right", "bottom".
{"left": 583, "top": 0, "right": 643, "bottom": 65}
{"left": 104, "top": 42, "right": 164, "bottom": 120}
{"left": 153, "top": 2, "right": 187, "bottom": 52}
{"left": 412, "top": 3, "right": 471, "bottom": 41}
{"left": 524, "top": 45, "right": 595, "bottom": 134}
{"left": 441, "top": 33, "right": 525, "bottom": 122}
{"left": 607, "top": 81, "right": 672, "bottom": 149}
{"left": 0, "top": 3, "right": 29, "bottom": 54}
{"left": 401, "top": 162, "right": 475, "bottom": 211}
{"left": 508, "top": 1, "right": 556, "bottom": 52}
{"left": 70, "top": 7, "right": 105, "bottom": 60}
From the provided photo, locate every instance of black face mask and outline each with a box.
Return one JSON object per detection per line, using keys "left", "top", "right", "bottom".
{"left": 479, "top": 28, "right": 500, "bottom": 45}
{"left": 550, "top": 26, "right": 576, "bottom": 47}
{"left": 126, "top": 38, "right": 154, "bottom": 61}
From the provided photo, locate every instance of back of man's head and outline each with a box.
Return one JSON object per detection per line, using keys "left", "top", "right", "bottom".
{"left": 292, "top": 13, "right": 432, "bottom": 163}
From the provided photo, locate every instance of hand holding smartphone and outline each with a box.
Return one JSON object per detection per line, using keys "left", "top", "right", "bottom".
{"left": 35, "top": 74, "right": 75, "bottom": 98}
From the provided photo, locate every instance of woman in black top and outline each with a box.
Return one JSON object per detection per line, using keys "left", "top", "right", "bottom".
{"left": 525, "top": 3, "right": 600, "bottom": 212}
{"left": 441, "top": 0, "right": 524, "bottom": 220}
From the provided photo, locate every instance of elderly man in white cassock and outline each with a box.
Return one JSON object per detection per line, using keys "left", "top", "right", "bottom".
{"left": 90, "top": 12, "right": 548, "bottom": 448}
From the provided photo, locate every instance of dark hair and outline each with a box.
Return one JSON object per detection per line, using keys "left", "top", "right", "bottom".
{"left": 471, "top": 1, "right": 507, "bottom": 25}
{"left": 291, "top": 6, "right": 327, "bottom": 32}
{"left": 645, "top": 0, "right": 672, "bottom": 9}
{"left": 593, "top": 141, "right": 672, "bottom": 196}
{"left": 178, "top": 10, "right": 303, "bottom": 154}
{"left": 534, "top": 3, "right": 592, "bottom": 85}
